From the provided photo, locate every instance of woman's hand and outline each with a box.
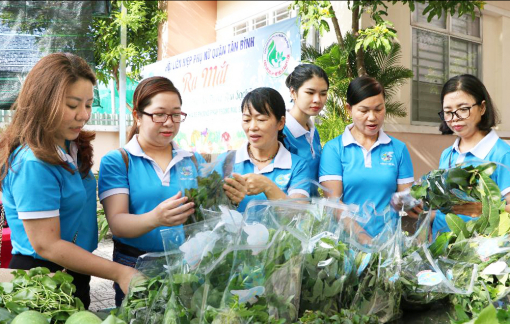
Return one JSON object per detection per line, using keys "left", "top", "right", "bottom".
{"left": 223, "top": 173, "right": 247, "bottom": 205}
{"left": 116, "top": 265, "right": 139, "bottom": 294}
{"left": 149, "top": 191, "right": 194, "bottom": 227}
{"left": 452, "top": 202, "right": 482, "bottom": 217}
{"left": 358, "top": 231, "right": 373, "bottom": 245}
{"left": 242, "top": 173, "right": 271, "bottom": 196}
{"left": 405, "top": 203, "right": 424, "bottom": 219}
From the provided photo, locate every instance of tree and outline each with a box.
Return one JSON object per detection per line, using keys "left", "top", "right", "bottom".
{"left": 292, "top": 0, "right": 485, "bottom": 76}
{"left": 90, "top": 0, "right": 166, "bottom": 90}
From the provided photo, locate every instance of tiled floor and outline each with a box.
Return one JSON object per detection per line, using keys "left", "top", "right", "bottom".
{"left": 89, "top": 238, "right": 116, "bottom": 312}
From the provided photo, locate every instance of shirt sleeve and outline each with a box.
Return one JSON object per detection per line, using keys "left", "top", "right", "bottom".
{"left": 11, "top": 160, "right": 61, "bottom": 219}
{"left": 288, "top": 157, "right": 311, "bottom": 197}
{"left": 98, "top": 150, "right": 129, "bottom": 201}
{"left": 496, "top": 152, "right": 510, "bottom": 197}
{"left": 397, "top": 144, "right": 414, "bottom": 185}
{"left": 319, "top": 138, "right": 343, "bottom": 183}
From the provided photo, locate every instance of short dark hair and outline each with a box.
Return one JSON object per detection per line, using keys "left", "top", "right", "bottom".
{"left": 241, "top": 87, "right": 286, "bottom": 144}
{"left": 346, "top": 76, "right": 385, "bottom": 106}
{"left": 285, "top": 64, "right": 329, "bottom": 93}
{"left": 439, "top": 74, "right": 499, "bottom": 135}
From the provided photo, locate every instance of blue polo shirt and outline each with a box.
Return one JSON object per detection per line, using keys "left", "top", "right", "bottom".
{"left": 215, "top": 142, "right": 311, "bottom": 212}
{"left": 2, "top": 142, "right": 98, "bottom": 259}
{"left": 432, "top": 130, "right": 510, "bottom": 237}
{"left": 283, "top": 111, "right": 322, "bottom": 194}
{"left": 98, "top": 136, "right": 204, "bottom": 252}
{"left": 319, "top": 125, "right": 414, "bottom": 237}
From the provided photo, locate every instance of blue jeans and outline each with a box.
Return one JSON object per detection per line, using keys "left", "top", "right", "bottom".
{"left": 112, "top": 249, "right": 139, "bottom": 307}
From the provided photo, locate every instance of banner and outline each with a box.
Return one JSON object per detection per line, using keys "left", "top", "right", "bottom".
{"left": 141, "top": 18, "right": 301, "bottom": 154}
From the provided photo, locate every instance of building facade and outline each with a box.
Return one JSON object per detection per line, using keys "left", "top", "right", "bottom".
{"left": 90, "top": 1, "right": 510, "bottom": 176}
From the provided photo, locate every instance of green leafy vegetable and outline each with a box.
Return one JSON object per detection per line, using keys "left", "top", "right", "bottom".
{"left": 0, "top": 267, "right": 83, "bottom": 323}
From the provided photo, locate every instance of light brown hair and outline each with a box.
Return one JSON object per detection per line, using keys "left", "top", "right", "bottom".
{"left": 128, "top": 76, "right": 182, "bottom": 141}
{"left": 0, "top": 53, "right": 96, "bottom": 189}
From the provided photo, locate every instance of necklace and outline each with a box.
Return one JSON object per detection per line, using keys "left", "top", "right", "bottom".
{"left": 248, "top": 143, "right": 278, "bottom": 163}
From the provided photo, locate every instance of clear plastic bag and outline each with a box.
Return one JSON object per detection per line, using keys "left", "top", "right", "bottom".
{"left": 330, "top": 202, "right": 404, "bottom": 322}
{"left": 117, "top": 252, "right": 172, "bottom": 324}
{"left": 400, "top": 244, "right": 478, "bottom": 305}
{"left": 202, "top": 200, "right": 315, "bottom": 323}
{"left": 179, "top": 151, "right": 237, "bottom": 225}
{"left": 298, "top": 199, "right": 357, "bottom": 316}
{"left": 158, "top": 207, "right": 242, "bottom": 323}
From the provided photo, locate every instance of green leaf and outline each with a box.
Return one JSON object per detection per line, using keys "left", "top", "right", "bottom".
{"left": 311, "top": 278, "right": 324, "bottom": 303}
{"left": 446, "top": 213, "right": 470, "bottom": 238}
{"left": 446, "top": 168, "right": 470, "bottom": 187}
{"left": 474, "top": 304, "right": 498, "bottom": 324}
{"left": 454, "top": 304, "right": 470, "bottom": 321}
{"left": 499, "top": 212, "right": 510, "bottom": 236}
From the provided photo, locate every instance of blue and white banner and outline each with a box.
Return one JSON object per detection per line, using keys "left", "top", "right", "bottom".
{"left": 142, "top": 18, "right": 301, "bottom": 154}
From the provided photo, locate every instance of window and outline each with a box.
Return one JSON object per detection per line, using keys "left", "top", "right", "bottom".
{"left": 230, "top": 4, "right": 294, "bottom": 37}
{"left": 233, "top": 22, "right": 248, "bottom": 36}
{"left": 273, "top": 6, "right": 290, "bottom": 23}
{"left": 411, "top": 3, "right": 481, "bottom": 123}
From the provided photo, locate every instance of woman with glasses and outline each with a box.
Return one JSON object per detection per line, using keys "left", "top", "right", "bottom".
{"left": 98, "top": 76, "right": 246, "bottom": 305}
{"left": 431, "top": 74, "right": 510, "bottom": 237}
{"left": 319, "top": 76, "right": 415, "bottom": 240}
{"left": 0, "top": 53, "right": 136, "bottom": 309}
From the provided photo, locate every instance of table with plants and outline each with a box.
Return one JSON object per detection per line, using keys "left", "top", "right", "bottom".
{"left": 1, "top": 162, "right": 509, "bottom": 324}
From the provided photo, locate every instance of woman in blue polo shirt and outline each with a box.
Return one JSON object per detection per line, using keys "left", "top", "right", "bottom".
{"left": 98, "top": 76, "right": 246, "bottom": 306}
{"left": 217, "top": 87, "right": 311, "bottom": 212}
{"left": 319, "top": 76, "right": 415, "bottom": 239}
{"left": 283, "top": 64, "right": 329, "bottom": 193}
{"left": 431, "top": 74, "right": 510, "bottom": 238}
{"left": 0, "top": 53, "right": 136, "bottom": 309}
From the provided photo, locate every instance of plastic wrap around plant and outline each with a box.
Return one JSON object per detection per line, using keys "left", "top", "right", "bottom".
{"left": 298, "top": 200, "right": 358, "bottom": 317}
{"left": 117, "top": 252, "right": 173, "bottom": 324}
{"left": 401, "top": 244, "right": 478, "bottom": 306}
{"left": 410, "top": 161, "right": 504, "bottom": 215}
{"left": 179, "top": 151, "right": 236, "bottom": 225}
{"left": 205, "top": 199, "right": 320, "bottom": 323}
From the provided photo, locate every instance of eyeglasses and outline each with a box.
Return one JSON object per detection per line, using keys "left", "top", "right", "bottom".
{"left": 141, "top": 111, "right": 187, "bottom": 123}
{"left": 438, "top": 103, "right": 478, "bottom": 122}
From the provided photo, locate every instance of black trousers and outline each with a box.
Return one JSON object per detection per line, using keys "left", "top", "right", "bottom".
{"left": 9, "top": 254, "right": 91, "bottom": 309}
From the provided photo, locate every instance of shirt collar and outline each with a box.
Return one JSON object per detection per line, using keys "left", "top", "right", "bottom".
{"left": 235, "top": 141, "right": 292, "bottom": 169}
{"left": 124, "top": 135, "right": 192, "bottom": 159}
{"left": 452, "top": 129, "right": 499, "bottom": 160}
{"left": 342, "top": 124, "right": 391, "bottom": 147}
{"left": 56, "top": 141, "right": 78, "bottom": 168}
{"left": 285, "top": 111, "right": 314, "bottom": 138}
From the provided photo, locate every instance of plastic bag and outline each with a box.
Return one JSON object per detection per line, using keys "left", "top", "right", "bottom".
{"left": 179, "top": 151, "right": 237, "bottom": 225}
{"left": 117, "top": 252, "right": 172, "bottom": 324}
{"left": 202, "top": 200, "right": 315, "bottom": 323}
{"left": 447, "top": 235, "right": 510, "bottom": 314}
{"left": 157, "top": 207, "right": 242, "bottom": 323}
{"left": 410, "top": 161, "right": 502, "bottom": 214}
{"left": 332, "top": 202, "right": 403, "bottom": 322}
{"left": 297, "top": 199, "right": 357, "bottom": 316}
{"left": 400, "top": 244, "right": 478, "bottom": 306}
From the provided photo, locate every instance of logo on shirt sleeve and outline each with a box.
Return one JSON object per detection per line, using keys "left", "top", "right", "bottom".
{"left": 275, "top": 173, "right": 291, "bottom": 187}
{"left": 381, "top": 152, "right": 395, "bottom": 166}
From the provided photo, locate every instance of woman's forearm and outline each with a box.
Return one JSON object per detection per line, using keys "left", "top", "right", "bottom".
{"left": 36, "top": 239, "right": 135, "bottom": 287}
{"left": 263, "top": 180, "right": 288, "bottom": 200}
{"left": 107, "top": 212, "right": 157, "bottom": 238}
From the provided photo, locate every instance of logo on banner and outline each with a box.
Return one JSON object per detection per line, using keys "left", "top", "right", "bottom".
{"left": 263, "top": 32, "right": 291, "bottom": 77}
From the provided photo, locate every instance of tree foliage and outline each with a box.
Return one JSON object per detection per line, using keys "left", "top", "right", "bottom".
{"left": 90, "top": 0, "right": 166, "bottom": 88}
{"left": 292, "top": 0, "right": 485, "bottom": 76}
